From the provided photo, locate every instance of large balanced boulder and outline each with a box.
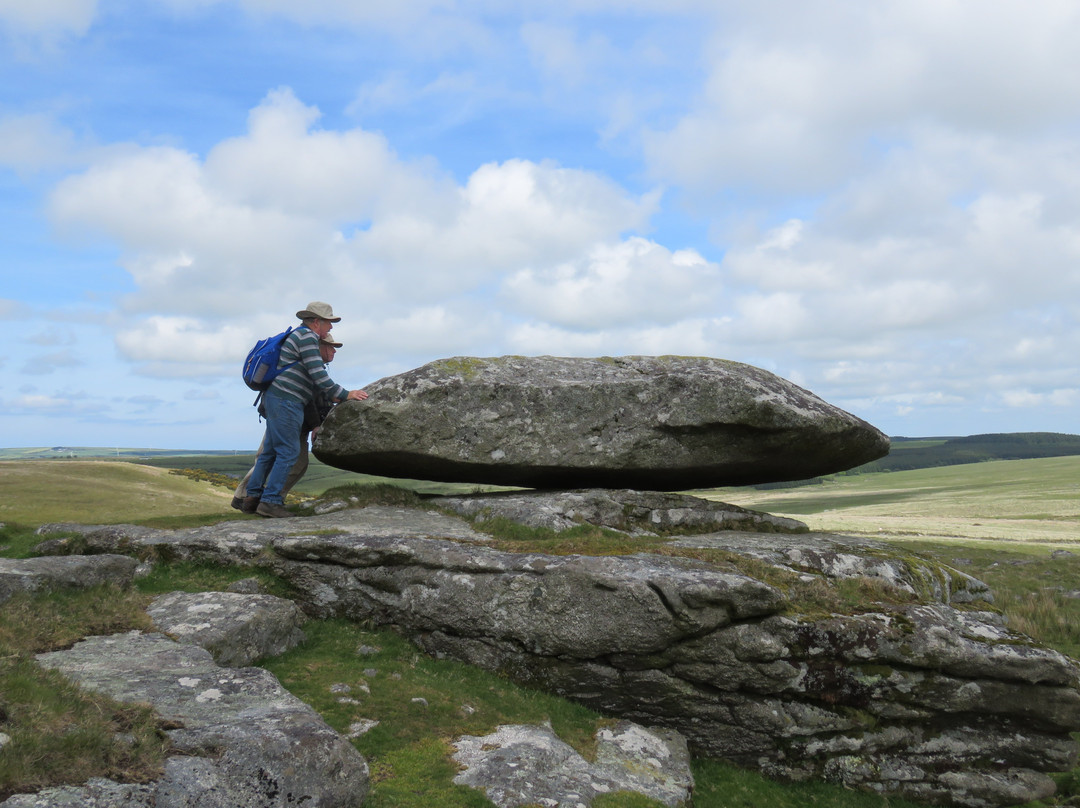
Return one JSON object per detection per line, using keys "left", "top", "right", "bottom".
{"left": 313, "top": 355, "right": 889, "bottom": 489}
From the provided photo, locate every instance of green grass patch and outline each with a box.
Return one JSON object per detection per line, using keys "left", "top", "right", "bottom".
{"left": 0, "top": 460, "right": 236, "bottom": 527}
{"left": 262, "top": 619, "right": 610, "bottom": 806}
{"left": 0, "top": 523, "right": 57, "bottom": 559}
{"left": 0, "top": 659, "right": 169, "bottom": 800}
{"left": 0, "top": 585, "right": 153, "bottom": 653}
{"left": 0, "top": 585, "right": 166, "bottom": 800}
{"left": 134, "top": 561, "right": 298, "bottom": 600}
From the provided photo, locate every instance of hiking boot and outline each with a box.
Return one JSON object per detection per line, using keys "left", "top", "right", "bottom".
{"left": 241, "top": 496, "right": 260, "bottom": 514}
{"left": 230, "top": 496, "right": 244, "bottom": 511}
{"left": 256, "top": 501, "right": 293, "bottom": 519}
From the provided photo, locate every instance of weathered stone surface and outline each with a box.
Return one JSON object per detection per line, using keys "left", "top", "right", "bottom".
{"left": 312, "top": 355, "right": 890, "bottom": 489}
{"left": 25, "top": 504, "right": 1080, "bottom": 807}
{"left": 0, "top": 554, "right": 138, "bottom": 604}
{"left": 438, "top": 488, "right": 808, "bottom": 534}
{"left": 451, "top": 721, "right": 693, "bottom": 807}
{"left": 669, "top": 532, "right": 993, "bottom": 604}
{"left": 28, "top": 631, "right": 369, "bottom": 808}
{"left": 34, "top": 505, "right": 492, "bottom": 561}
{"left": 273, "top": 534, "right": 784, "bottom": 654}
{"left": 147, "top": 591, "right": 307, "bottom": 666}
{"left": 0, "top": 778, "right": 157, "bottom": 807}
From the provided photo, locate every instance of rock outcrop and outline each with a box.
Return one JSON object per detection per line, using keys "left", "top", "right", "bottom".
{"left": 23, "top": 631, "right": 370, "bottom": 808}
{"left": 32, "top": 495, "right": 1080, "bottom": 808}
{"left": 437, "top": 488, "right": 808, "bottom": 534}
{"left": 313, "top": 355, "right": 890, "bottom": 489}
{"left": 147, "top": 591, "right": 308, "bottom": 667}
{"left": 452, "top": 721, "right": 693, "bottom": 807}
{"left": 0, "top": 554, "right": 139, "bottom": 604}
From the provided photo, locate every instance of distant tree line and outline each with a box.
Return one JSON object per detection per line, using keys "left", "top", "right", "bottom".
{"left": 857, "top": 432, "right": 1080, "bottom": 473}
{"left": 752, "top": 432, "right": 1080, "bottom": 489}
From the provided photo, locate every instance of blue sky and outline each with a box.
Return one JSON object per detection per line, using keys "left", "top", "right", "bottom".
{"left": 2, "top": 0, "right": 1079, "bottom": 450}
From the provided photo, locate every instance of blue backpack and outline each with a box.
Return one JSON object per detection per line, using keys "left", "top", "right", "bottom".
{"left": 242, "top": 326, "right": 300, "bottom": 391}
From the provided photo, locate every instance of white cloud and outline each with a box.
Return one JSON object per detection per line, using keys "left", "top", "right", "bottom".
{"left": 999, "top": 388, "right": 1080, "bottom": 409}
{"left": 8, "top": 1, "right": 1080, "bottom": 445}
{"left": 521, "top": 21, "right": 615, "bottom": 89}
{"left": 205, "top": 88, "right": 433, "bottom": 221}
{"left": 0, "top": 0, "right": 95, "bottom": 40}
{"left": 644, "top": 0, "right": 1080, "bottom": 197}
{"left": 0, "top": 114, "right": 81, "bottom": 173}
{"left": 44, "top": 87, "right": 664, "bottom": 380}
{"left": 506, "top": 317, "right": 717, "bottom": 359}
{"left": 113, "top": 316, "right": 253, "bottom": 366}
{"left": 501, "top": 237, "right": 715, "bottom": 329}
{"left": 340, "top": 157, "right": 658, "bottom": 301}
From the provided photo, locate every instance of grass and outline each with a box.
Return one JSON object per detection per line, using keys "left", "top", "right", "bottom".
{"left": 699, "top": 455, "right": 1080, "bottom": 545}
{"left": 0, "top": 586, "right": 168, "bottom": 800}
{"left": 0, "top": 460, "right": 237, "bottom": 525}
{"left": 261, "top": 620, "right": 621, "bottom": 808}
{"left": 2, "top": 456, "right": 1080, "bottom": 805}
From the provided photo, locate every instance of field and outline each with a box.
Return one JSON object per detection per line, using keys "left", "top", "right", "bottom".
{"left": 702, "top": 455, "right": 1080, "bottom": 545}
{"left": 0, "top": 460, "right": 236, "bottom": 525}
{"left": 2, "top": 456, "right": 1079, "bottom": 806}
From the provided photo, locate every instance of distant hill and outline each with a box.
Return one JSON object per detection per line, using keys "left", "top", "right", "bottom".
{"left": 6, "top": 432, "right": 1079, "bottom": 485}
{"left": 856, "top": 432, "right": 1080, "bottom": 473}
{"left": 726, "top": 432, "right": 1080, "bottom": 490}
{"left": 0, "top": 447, "right": 247, "bottom": 461}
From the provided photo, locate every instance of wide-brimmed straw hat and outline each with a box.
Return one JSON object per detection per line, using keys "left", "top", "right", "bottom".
{"left": 296, "top": 301, "right": 341, "bottom": 322}
{"left": 320, "top": 334, "right": 343, "bottom": 348}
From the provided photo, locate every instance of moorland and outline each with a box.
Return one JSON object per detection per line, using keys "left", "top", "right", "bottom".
{"left": 1, "top": 434, "right": 1079, "bottom": 806}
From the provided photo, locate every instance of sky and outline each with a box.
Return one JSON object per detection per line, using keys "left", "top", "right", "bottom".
{"left": 1, "top": 0, "right": 1078, "bottom": 450}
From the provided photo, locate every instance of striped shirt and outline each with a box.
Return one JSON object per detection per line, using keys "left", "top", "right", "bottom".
{"left": 269, "top": 326, "right": 348, "bottom": 405}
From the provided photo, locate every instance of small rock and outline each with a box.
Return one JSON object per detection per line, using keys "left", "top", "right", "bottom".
{"left": 346, "top": 719, "right": 380, "bottom": 739}
{"left": 356, "top": 644, "right": 381, "bottom": 656}
{"left": 452, "top": 721, "right": 693, "bottom": 808}
{"left": 411, "top": 697, "right": 429, "bottom": 707}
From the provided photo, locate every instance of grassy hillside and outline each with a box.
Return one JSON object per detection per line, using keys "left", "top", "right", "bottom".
{"left": 700, "top": 454, "right": 1080, "bottom": 544}
{"left": 855, "top": 431, "right": 1080, "bottom": 473}
{"left": 0, "top": 461, "right": 236, "bottom": 526}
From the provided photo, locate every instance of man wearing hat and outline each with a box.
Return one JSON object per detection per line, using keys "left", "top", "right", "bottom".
{"left": 233, "top": 331, "right": 343, "bottom": 511}
{"left": 244, "top": 302, "right": 368, "bottom": 518}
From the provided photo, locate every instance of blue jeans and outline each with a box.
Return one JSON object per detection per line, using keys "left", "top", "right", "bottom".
{"left": 245, "top": 389, "right": 305, "bottom": 505}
